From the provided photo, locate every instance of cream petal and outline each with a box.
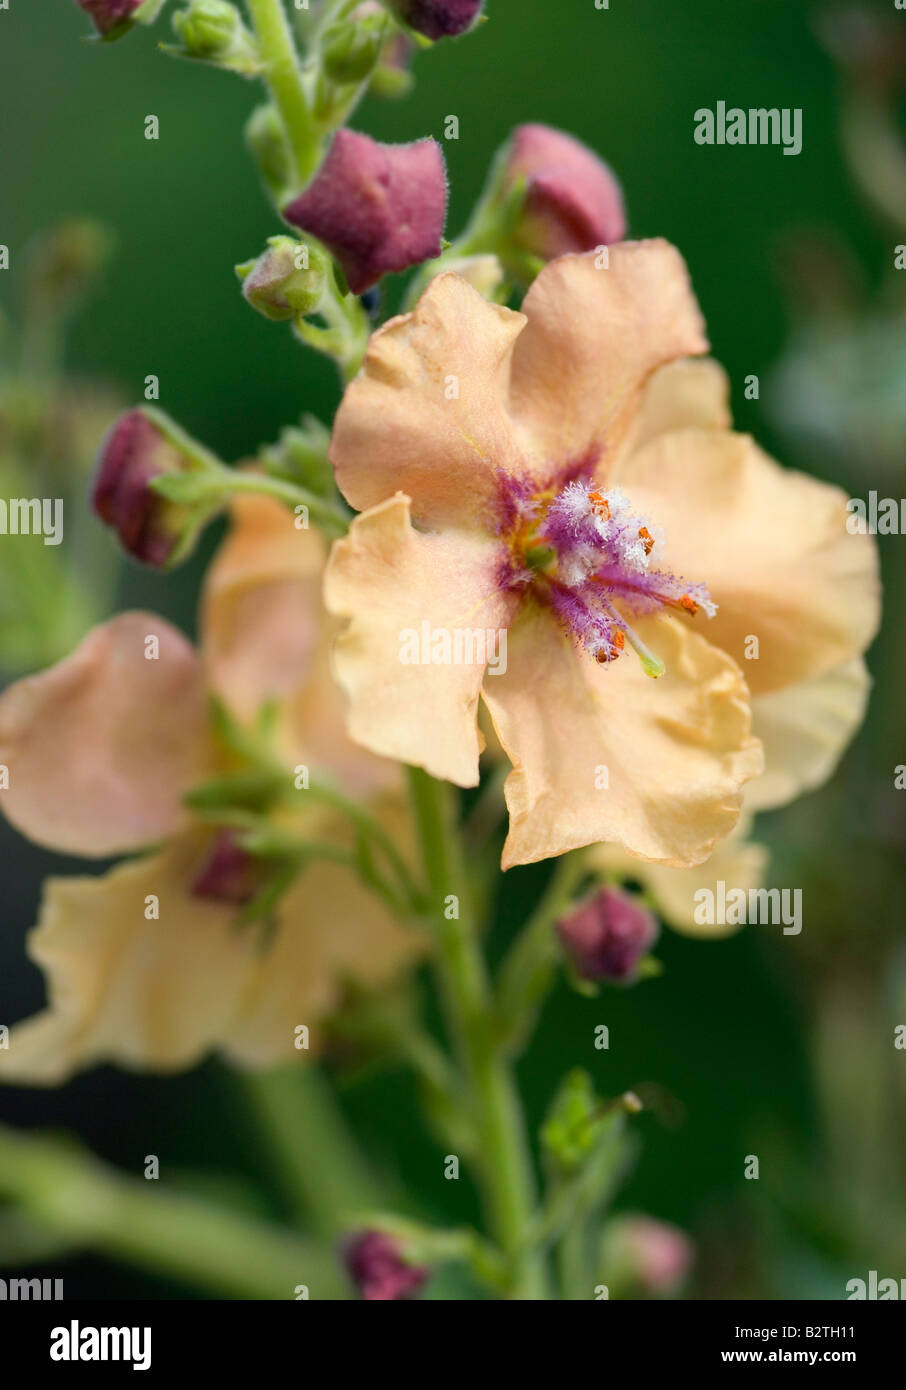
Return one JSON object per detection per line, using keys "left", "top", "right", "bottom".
{"left": 481, "top": 607, "right": 762, "bottom": 870}
{"left": 330, "top": 273, "right": 529, "bottom": 528}
{"left": 746, "top": 658, "right": 871, "bottom": 811}
{"left": 203, "top": 495, "right": 396, "bottom": 796}
{"left": 0, "top": 613, "right": 208, "bottom": 857}
{"left": 324, "top": 494, "right": 517, "bottom": 787}
{"left": 590, "top": 817, "right": 769, "bottom": 938}
{"left": 202, "top": 494, "right": 323, "bottom": 723}
{"left": 622, "top": 429, "right": 881, "bottom": 695}
{"left": 614, "top": 356, "right": 731, "bottom": 475}
{"left": 0, "top": 839, "right": 251, "bottom": 1083}
{"left": 508, "top": 242, "right": 708, "bottom": 467}
{"left": 0, "top": 829, "right": 422, "bottom": 1083}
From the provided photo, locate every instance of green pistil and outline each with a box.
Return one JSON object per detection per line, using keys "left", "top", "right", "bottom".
{"left": 524, "top": 543, "right": 556, "bottom": 572}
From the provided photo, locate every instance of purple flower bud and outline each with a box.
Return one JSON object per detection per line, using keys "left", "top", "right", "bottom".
{"left": 92, "top": 409, "right": 194, "bottom": 567}
{"left": 385, "top": 0, "right": 484, "bottom": 40}
{"left": 191, "top": 831, "right": 262, "bottom": 905}
{"left": 601, "top": 1216, "right": 693, "bottom": 1295}
{"left": 283, "top": 130, "right": 447, "bottom": 294}
{"left": 76, "top": 1, "right": 144, "bottom": 37}
{"left": 345, "top": 1231, "right": 429, "bottom": 1301}
{"left": 556, "top": 886, "right": 658, "bottom": 983}
{"left": 504, "top": 123, "right": 627, "bottom": 259}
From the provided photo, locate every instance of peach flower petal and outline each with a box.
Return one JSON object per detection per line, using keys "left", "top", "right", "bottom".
{"left": 481, "top": 607, "right": 762, "bottom": 869}
{"left": 0, "top": 613, "right": 208, "bottom": 857}
{"left": 203, "top": 495, "right": 396, "bottom": 795}
{"left": 324, "top": 493, "right": 517, "bottom": 787}
{"left": 202, "top": 494, "right": 322, "bottom": 722}
{"left": 746, "top": 658, "right": 871, "bottom": 811}
{"left": 622, "top": 429, "right": 880, "bottom": 695}
{"left": 615, "top": 356, "right": 731, "bottom": 472}
{"left": 330, "top": 274, "right": 529, "bottom": 528}
{"left": 508, "top": 242, "right": 708, "bottom": 468}
{"left": 0, "top": 830, "right": 421, "bottom": 1083}
{"left": 590, "top": 817, "right": 769, "bottom": 938}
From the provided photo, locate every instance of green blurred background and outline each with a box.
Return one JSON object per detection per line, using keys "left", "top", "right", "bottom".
{"left": 0, "top": 0, "right": 904, "bottom": 1298}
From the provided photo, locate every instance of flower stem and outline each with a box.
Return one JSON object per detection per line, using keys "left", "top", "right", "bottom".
{"left": 223, "top": 466, "right": 350, "bottom": 536}
{"left": 237, "top": 1064, "right": 382, "bottom": 1236}
{"left": 406, "top": 766, "right": 549, "bottom": 1298}
{"left": 247, "top": 0, "right": 320, "bottom": 188}
{"left": 0, "top": 1121, "right": 346, "bottom": 1299}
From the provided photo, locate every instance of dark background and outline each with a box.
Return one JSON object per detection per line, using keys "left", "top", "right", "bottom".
{"left": 0, "top": 0, "right": 903, "bottom": 1299}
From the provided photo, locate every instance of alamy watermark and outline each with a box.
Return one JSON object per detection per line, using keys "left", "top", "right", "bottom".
{"left": 694, "top": 103, "right": 802, "bottom": 156}
{"left": 846, "top": 492, "right": 906, "bottom": 535}
{"left": 399, "top": 622, "right": 507, "bottom": 675}
{"left": 693, "top": 881, "right": 802, "bottom": 935}
{"left": 0, "top": 1275, "right": 64, "bottom": 1299}
{"left": 0, "top": 497, "right": 64, "bottom": 546}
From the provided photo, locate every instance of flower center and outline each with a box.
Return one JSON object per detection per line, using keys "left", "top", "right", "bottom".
{"left": 504, "top": 479, "right": 716, "bottom": 677}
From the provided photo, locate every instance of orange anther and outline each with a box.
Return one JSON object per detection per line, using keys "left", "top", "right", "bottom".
{"left": 612, "top": 629, "right": 625, "bottom": 650}
{"left": 678, "top": 594, "right": 699, "bottom": 614}
{"left": 588, "top": 489, "right": 611, "bottom": 519}
{"left": 638, "top": 526, "right": 654, "bottom": 555}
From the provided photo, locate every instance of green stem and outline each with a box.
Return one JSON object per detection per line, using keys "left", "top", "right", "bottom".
{"left": 495, "top": 852, "right": 588, "bottom": 1054}
{"left": 247, "top": 0, "right": 320, "bottom": 187}
{"left": 406, "top": 766, "right": 548, "bottom": 1299}
{"left": 237, "top": 1065, "right": 382, "bottom": 1236}
{"left": 557, "top": 1214, "right": 591, "bottom": 1301}
{"left": 0, "top": 1121, "right": 346, "bottom": 1299}
{"left": 224, "top": 467, "right": 350, "bottom": 536}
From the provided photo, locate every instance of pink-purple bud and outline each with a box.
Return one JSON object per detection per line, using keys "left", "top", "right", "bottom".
{"left": 76, "top": 0, "right": 144, "bottom": 37}
{"left": 601, "top": 1216, "right": 693, "bottom": 1296}
{"left": 504, "top": 123, "right": 627, "bottom": 259}
{"left": 191, "top": 831, "right": 263, "bottom": 905}
{"left": 92, "top": 409, "right": 191, "bottom": 567}
{"left": 345, "top": 1232, "right": 429, "bottom": 1301}
{"left": 385, "top": 0, "right": 484, "bottom": 40}
{"left": 283, "top": 131, "right": 447, "bottom": 294}
{"left": 556, "top": 886, "right": 658, "bottom": 983}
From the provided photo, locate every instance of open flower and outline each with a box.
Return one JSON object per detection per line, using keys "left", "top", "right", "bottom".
{"left": 0, "top": 495, "right": 419, "bottom": 1084}
{"left": 324, "top": 243, "right": 879, "bottom": 870}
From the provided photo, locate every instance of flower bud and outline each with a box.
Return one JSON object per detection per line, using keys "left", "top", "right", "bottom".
{"left": 236, "top": 237, "right": 328, "bottom": 321}
{"left": 283, "top": 130, "right": 447, "bottom": 294}
{"left": 556, "top": 886, "right": 658, "bottom": 983}
{"left": 76, "top": 0, "right": 161, "bottom": 39}
{"left": 191, "top": 831, "right": 263, "bottom": 905}
{"left": 245, "top": 105, "right": 293, "bottom": 203}
{"left": 91, "top": 408, "right": 216, "bottom": 567}
{"left": 384, "top": 0, "right": 485, "bottom": 40}
{"left": 497, "top": 123, "right": 627, "bottom": 261}
{"left": 344, "top": 1231, "right": 429, "bottom": 1301}
{"left": 600, "top": 1216, "right": 693, "bottom": 1297}
{"left": 322, "top": 15, "right": 386, "bottom": 84}
{"left": 172, "top": 0, "right": 241, "bottom": 52}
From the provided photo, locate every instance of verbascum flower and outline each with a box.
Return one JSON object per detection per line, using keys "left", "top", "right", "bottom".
{"left": 0, "top": 496, "right": 419, "bottom": 1084}
{"left": 324, "top": 244, "right": 879, "bottom": 870}
{"left": 283, "top": 131, "right": 448, "bottom": 293}
{"left": 384, "top": 0, "right": 484, "bottom": 41}
{"left": 498, "top": 124, "right": 627, "bottom": 260}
